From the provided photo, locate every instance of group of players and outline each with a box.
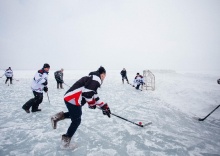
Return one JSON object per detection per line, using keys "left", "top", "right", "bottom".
{"left": 1, "top": 64, "right": 144, "bottom": 149}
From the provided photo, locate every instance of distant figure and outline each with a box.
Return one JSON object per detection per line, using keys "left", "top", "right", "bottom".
{"left": 22, "top": 63, "right": 50, "bottom": 113}
{"left": 217, "top": 78, "right": 220, "bottom": 85}
{"left": 5, "top": 67, "right": 13, "bottom": 84}
{"left": 120, "top": 68, "right": 129, "bottom": 84}
{"left": 50, "top": 66, "right": 111, "bottom": 149}
{"left": 133, "top": 73, "right": 144, "bottom": 90}
{"left": 54, "top": 68, "right": 64, "bottom": 89}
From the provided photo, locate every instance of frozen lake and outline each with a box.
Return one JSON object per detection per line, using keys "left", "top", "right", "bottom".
{"left": 0, "top": 70, "right": 220, "bottom": 156}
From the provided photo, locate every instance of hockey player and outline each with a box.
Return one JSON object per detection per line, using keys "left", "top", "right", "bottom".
{"left": 4, "top": 67, "right": 13, "bottom": 84}
{"left": 217, "top": 78, "right": 220, "bottom": 85}
{"left": 22, "top": 63, "right": 50, "bottom": 113}
{"left": 54, "top": 68, "right": 64, "bottom": 89}
{"left": 50, "top": 66, "right": 111, "bottom": 148}
{"left": 120, "top": 68, "right": 129, "bottom": 84}
{"left": 133, "top": 73, "right": 144, "bottom": 90}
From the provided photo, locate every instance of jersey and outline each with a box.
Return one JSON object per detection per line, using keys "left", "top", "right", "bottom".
{"left": 54, "top": 70, "right": 63, "bottom": 83}
{"left": 133, "top": 75, "right": 144, "bottom": 86}
{"left": 64, "top": 71, "right": 105, "bottom": 107}
{"left": 5, "top": 69, "right": 13, "bottom": 77}
{"left": 31, "top": 69, "right": 48, "bottom": 93}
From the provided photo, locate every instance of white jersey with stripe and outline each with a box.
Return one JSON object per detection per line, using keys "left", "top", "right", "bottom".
{"left": 31, "top": 69, "right": 48, "bottom": 93}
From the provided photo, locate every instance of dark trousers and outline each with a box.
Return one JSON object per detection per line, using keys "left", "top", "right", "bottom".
{"left": 64, "top": 101, "right": 82, "bottom": 138}
{"left": 5, "top": 77, "right": 12, "bottom": 84}
{"left": 122, "top": 76, "right": 129, "bottom": 83}
{"left": 57, "top": 82, "right": 63, "bottom": 89}
{"left": 23, "top": 91, "right": 43, "bottom": 111}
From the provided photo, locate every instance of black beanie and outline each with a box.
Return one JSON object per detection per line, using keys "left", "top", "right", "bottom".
{"left": 43, "top": 63, "right": 50, "bottom": 68}
{"left": 98, "top": 66, "right": 106, "bottom": 74}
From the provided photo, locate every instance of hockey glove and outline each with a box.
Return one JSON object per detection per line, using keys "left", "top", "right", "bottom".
{"left": 43, "top": 86, "right": 48, "bottom": 92}
{"left": 101, "top": 103, "right": 111, "bottom": 118}
{"left": 89, "top": 105, "right": 96, "bottom": 109}
{"left": 42, "top": 80, "right": 48, "bottom": 86}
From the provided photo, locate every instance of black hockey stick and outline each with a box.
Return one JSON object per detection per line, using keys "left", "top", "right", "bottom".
{"left": 55, "top": 77, "right": 70, "bottom": 87}
{"left": 198, "top": 104, "right": 220, "bottom": 121}
{"left": 111, "top": 113, "right": 152, "bottom": 127}
{"left": 128, "top": 83, "right": 142, "bottom": 91}
{"left": 63, "top": 82, "right": 71, "bottom": 88}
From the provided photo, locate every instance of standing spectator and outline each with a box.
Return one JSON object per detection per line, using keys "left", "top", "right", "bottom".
{"left": 22, "top": 63, "right": 50, "bottom": 113}
{"left": 4, "top": 67, "right": 13, "bottom": 84}
{"left": 120, "top": 68, "right": 129, "bottom": 84}
{"left": 54, "top": 68, "right": 64, "bottom": 89}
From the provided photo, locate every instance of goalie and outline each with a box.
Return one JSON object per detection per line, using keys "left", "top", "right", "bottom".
{"left": 133, "top": 73, "right": 145, "bottom": 90}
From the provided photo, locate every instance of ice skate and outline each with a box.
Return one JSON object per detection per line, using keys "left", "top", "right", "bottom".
{"left": 60, "top": 134, "right": 76, "bottom": 149}
{"left": 51, "top": 111, "right": 65, "bottom": 129}
{"left": 22, "top": 105, "right": 30, "bottom": 113}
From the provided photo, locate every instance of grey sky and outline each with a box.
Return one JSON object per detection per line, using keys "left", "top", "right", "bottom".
{"left": 0, "top": 0, "right": 220, "bottom": 71}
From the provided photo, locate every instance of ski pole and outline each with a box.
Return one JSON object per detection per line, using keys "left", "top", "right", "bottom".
{"left": 198, "top": 104, "right": 220, "bottom": 121}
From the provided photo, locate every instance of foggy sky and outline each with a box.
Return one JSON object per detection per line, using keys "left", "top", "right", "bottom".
{"left": 0, "top": 0, "right": 220, "bottom": 71}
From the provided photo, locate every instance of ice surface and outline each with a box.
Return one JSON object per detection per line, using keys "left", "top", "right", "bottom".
{"left": 0, "top": 70, "right": 220, "bottom": 156}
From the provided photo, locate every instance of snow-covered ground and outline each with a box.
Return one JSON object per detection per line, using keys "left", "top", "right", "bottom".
{"left": 0, "top": 70, "right": 220, "bottom": 156}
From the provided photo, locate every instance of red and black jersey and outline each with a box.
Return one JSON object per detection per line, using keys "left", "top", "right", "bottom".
{"left": 64, "top": 71, "right": 105, "bottom": 107}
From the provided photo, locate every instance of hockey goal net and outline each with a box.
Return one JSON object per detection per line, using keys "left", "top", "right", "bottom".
{"left": 142, "top": 70, "right": 155, "bottom": 91}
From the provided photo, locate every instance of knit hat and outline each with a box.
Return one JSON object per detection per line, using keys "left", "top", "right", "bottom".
{"left": 43, "top": 63, "right": 50, "bottom": 68}
{"left": 98, "top": 66, "right": 106, "bottom": 74}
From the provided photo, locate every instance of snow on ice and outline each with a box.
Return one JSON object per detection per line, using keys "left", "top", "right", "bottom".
{"left": 0, "top": 70, "right": 220, "bottom": 156}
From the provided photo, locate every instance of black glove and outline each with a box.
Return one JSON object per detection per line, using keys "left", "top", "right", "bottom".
{"left": 43, "top": 86, "right": 48, "bottom": 92}
{"left": 42, "top": 80, "right": 48, "bottom": 85}
{"left": 217, "top": 79, "right": 220, "bottom": 85}
{"left": 89, "top": 105, "right": 96, "bottom": 109}
{"left": 101, "top": 103, "right": 111, "bottom": 118}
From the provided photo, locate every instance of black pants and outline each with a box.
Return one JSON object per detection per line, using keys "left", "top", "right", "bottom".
{"left": 64, "top": 101, "right": 82, "bottom": 138}
{"left": 5, "top": 77, "right": 12, "bottom": 84}
{"left": 57, "top": 82, "right": 63, "bottom": 89}
{"left": 122, "top": 76, "right": 129, "bottom": 83}
{"left": 23, "top": 91, "right": 43, "bottom": 111}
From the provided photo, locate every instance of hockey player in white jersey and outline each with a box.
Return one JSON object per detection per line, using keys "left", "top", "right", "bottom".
{"left": 22, "top": 63, "right": 50, "bottom": 113}
{"left": 4, "top": 67, "right": 13, "bottom": 84}
{"left": 133, "top": 73, "right": 144, "bottom": 90}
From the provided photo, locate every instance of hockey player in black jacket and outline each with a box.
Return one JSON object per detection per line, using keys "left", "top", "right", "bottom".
{"left": 120, "top": 68, "right": 129, "bottom": 84}
{"left": 54, "top": 68, "right": 64, "bottom": 89}
{"left": 51, "top": 66, "right": 111, "bottom": 148}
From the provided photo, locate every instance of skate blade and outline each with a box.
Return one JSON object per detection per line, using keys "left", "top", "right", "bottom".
{"left": 50, "top": 117, "right": 56, "bottom": 129}
{"left": 60, "top": 144, "right": 77, "bottom": 150}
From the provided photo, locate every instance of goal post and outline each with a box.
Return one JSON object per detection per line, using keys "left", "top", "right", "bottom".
{"left": 142, "top": 70, "right": 155, "bottom": 91}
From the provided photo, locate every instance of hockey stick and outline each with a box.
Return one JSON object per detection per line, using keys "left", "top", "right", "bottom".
{"left": 111, "top": 113, "right": 151, "bottom": 127}
{"left": 198, "top": 104, "right": 220, "bottom": 121}
{"left": 128, "top": 83, "right": 142, "bottom": 91}
{"left": 46, "top": 92, "right": 50, "bottom": 104}
{"left": 13, "top": 78, "right": 19, "bottom": 81}
{"left": 63, "top": 82, "right": 71, "bottom": 88}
